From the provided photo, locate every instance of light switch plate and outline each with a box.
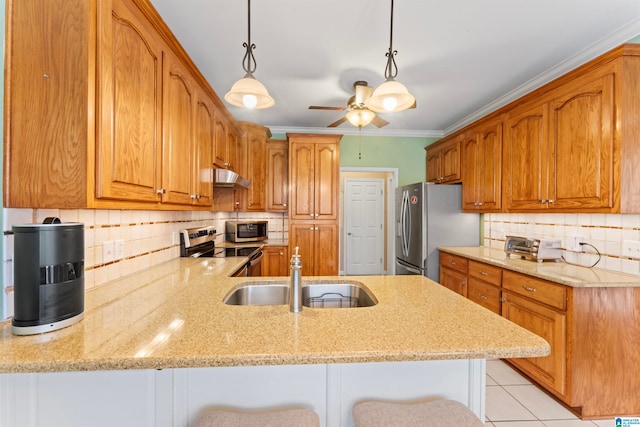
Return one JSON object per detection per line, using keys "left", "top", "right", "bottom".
{"left": 622, "top": 240, "right": 640, "bottom": 259}
{"left": 115, "top": 239, "right": 124, "bottom": 260}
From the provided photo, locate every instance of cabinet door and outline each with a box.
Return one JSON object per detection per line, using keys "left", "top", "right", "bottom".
{"left": 314, "top": 223, "right": 339, "bottom": 275}
{"left": 193, "top": 90, "right": 214, "bottom": 206}
{"left": 290, "top": 223, "right": 316, "bottom": 276}
{"left": 502, "top": 291, "right": 567, "bottom": 397}
{"left": 246, "top": 129, "right": 267, "bottom": 211}
{"left": 504, "top": 102, "right": 550, "bottom": 210}
{"left": 461, "top": 133, "right": 481, "bottom": 210}
{"left": 439, "top": 267, "right": 467, "bottom": 297}
{"left": 97, "top": 0, "right": 163, "bottom": 203}
{"left": 314, "top": 143, "right": 340, "bottom": 220}
{"left": 549, "top": 74, "right": 614, "bottom": 210}
{"left": 477, "top": 120, "right": 502, "bottom": 210}
{"left": 425, "top": 147, "right": 441, "bottom": 183}
{"left": 213, "top": 116, "right": 228, "bottom": 168}
{"left": 162, "top": 51, "right": 194, "bottom": 205}
{"left": 290, "top": 143, "right": 315, "bottom": 220}
{"left": 440, "top": 139, "right": 461, "bottom": 183}
{"left": 266, "top": 140, "right": 289, "bottom": 212}
{"left": 227, "top": 128, "right": 238, "bottom": 171}
{"left": 262, "top": 246, "right": 289, "bottom": 276}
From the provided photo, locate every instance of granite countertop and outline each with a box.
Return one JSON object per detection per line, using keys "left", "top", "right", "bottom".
{"left": 439, "top": 246, "right": 640, "bottom": 288}
{"left": 0, "top": 257, "right": 549, "bottom": 374}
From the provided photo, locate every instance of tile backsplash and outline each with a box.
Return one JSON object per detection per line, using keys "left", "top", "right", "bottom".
{"left": 2, "top": 208, "right": 287, "bottom": 319}
{"left": 484, "top": 213, "right": 640, "bottom": 275}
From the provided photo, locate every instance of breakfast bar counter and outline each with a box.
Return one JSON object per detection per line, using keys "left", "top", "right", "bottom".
{"left": 0, "top": 257, "right": 548, "bottom": 427}
{"left": 0, "top": 257, "right": 547, "bottom": 373}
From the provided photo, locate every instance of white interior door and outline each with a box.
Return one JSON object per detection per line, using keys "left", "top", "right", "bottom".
{"left": 345, "top": 179, "right": 384, "bottom": 275}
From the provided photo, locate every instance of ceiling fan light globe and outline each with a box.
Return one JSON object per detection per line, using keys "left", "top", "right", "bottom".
{"left": 225, "top": 74, "right": 275, "bottom": 109}
{"left": 346, "top": 109, "right": 376, "bottom": 127}
{"left": 367, "top": 79, "right": 415, "bottom": 113}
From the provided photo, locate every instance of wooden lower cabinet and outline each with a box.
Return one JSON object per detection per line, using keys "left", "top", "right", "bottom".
{"left": 289, "top": 223, "right": 338, "bottom": 276}
{"left": 439, "top": 252, "right": 469, "bottom": 297}
{"left": 440, "top": 252, "right": 640, "bottom": 418}
{"left": 502, "top": 287, "right": 567, "bottom": 397}
{"left": 262, "top": 246, "right": 289, "bottom": 276}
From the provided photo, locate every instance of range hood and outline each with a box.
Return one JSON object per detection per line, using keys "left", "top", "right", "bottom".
{"left": 213, "top": 168, "right": 251, "bottom": 189}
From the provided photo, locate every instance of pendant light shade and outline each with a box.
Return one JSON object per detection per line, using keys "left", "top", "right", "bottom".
{"left": 367, "top": 79, "right": 415, "bottom": 113}
{"left": 225, "top": 73, "right": 274, "bottom": 109}
{"left": 224, "top": 0, "right": 274, "bottom": 109}
{"left": 346, "top": 108, "right": 376, "bottom": 128}
{"left": 367, "top": 0, "right": 415, "bottom": 113}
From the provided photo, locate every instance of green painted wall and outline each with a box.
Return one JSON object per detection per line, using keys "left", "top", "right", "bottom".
{"left": 272, "top": 133, "right": 438, "bottom": 187}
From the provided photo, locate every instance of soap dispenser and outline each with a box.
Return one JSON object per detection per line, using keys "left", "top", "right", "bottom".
{"left": 290, "top": 246, "right": 302, "bottom": 313}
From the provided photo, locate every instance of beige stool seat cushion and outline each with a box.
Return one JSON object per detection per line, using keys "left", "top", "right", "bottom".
{"left": 353, "top": 398, "right": 484, "bottom": 427}
{"left": 195, "top": 406, "right": 320, "bottom": 427}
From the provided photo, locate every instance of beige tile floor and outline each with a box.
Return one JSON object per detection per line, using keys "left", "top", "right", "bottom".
{"left": 486, "top": 360, "right": 616, "bottom": 427}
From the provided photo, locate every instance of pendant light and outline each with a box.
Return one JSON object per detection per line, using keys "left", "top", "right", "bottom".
{"left": 367, "top": 0, "right": 415, "bottom": 113}
{"left": 224, "top": 0, "right": 274, "bottom": 109}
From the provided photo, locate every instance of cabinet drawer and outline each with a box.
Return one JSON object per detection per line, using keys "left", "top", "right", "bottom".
{"left": 468, "top": 260, "right": 502, "bottom": 286}
{"left": 439, "top": 252, "right": 468, "bottom": 274}
{"left": 440, "top": 267, "right": 467, "bottom": 297}
{"left": 502, "top": 271, "right": 567, "bottom": 311}
{"left": 468, "top": 277, "right": 501, "bottom": 315}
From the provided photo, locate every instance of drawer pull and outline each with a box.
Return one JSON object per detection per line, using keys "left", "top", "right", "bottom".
{"left": 478, "top": 270, "right": 488, "bottom": 276}
{"left": 449, "top": 260, "right": 456, "bottom": 265}
{"left": 522, "top": 285, "right": 536, "bottom": 292}
{"left": 477, "top": 294, "right": 488, "bottom": 300}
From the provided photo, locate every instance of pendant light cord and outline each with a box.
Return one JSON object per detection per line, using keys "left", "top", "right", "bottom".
{"left": 242, "top": 0, "right": 257, "bottom": 75}
{"left": 383, "top": 0, "right": 399, "bottom": 81}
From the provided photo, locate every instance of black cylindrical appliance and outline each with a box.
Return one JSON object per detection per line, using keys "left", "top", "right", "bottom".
{"left": 12, "top": 219, "right": 85, "bottom": 335}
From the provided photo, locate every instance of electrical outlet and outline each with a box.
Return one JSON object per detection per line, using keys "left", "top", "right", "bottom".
{"left": 103, "top": 241, "right": 115, "bottom": 263}
{"left": 565, "top": 236, "right": 583, "bottom": 252}
{"left": 622, "top": 240, "right": 640, "bottom": 259}
{"left": 114, "top": 239, "right": 125, "bottom": 260}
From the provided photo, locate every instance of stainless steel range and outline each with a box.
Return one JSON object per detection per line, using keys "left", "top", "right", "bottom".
{"left": 179, "top": 226, "right": 219, "bottom": 258}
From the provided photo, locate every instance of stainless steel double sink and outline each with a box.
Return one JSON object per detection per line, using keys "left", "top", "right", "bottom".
{"left": 223, "top": 279, "right": 378, "bottom": 308}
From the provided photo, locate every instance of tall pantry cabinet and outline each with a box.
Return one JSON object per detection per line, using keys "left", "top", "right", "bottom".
{"left": 287, "top": 134, "right": 342, "bottom": 276}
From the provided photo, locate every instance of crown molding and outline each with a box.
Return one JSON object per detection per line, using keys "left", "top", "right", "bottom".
{"left": 267, "top": 126, "right": 443, "bottom": 139}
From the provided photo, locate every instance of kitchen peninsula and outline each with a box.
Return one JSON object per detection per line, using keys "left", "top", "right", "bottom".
{"left": 0, "top": 256, "right": 548, "bottom": 427}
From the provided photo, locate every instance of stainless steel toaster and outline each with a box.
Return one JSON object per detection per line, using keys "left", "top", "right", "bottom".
{"left": 504, "top": 235, "right": 562, "bottom": 262}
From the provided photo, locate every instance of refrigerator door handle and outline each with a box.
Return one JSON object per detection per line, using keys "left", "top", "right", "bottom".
{"left": 401, "top": 190, "right": 410, "bottom": 258}
{"left": 396, "top": 258, "right": 424, "bottom": 275}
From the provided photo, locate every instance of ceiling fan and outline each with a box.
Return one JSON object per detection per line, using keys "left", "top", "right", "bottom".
{"left": 308, "top": 81, "right": 390, "bottom": 128}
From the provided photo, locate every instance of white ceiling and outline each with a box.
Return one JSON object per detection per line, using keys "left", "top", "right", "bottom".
{"left": 149, "top": 0, "right": 640, "bottom": 137}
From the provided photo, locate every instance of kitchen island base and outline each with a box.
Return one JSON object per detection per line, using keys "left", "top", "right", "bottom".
{"left": 1, "top": 359, "right": 485, "bottom": 427}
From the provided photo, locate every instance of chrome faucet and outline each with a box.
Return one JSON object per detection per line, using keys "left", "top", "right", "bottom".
{"left": 289, "top": 246, "right": 303, "bottom": 313}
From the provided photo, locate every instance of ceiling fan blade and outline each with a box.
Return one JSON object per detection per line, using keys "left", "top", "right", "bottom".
{"left": 328, "top": 116, "right": 348, "bottom": 128}
{"left": 309, "top": 106, "right": 346, "bottom": 111}
{"left": 372, "top": 115, "right": 390, "bottom": 128}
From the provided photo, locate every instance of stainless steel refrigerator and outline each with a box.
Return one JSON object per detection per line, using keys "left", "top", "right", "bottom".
{"left": 395, "top": 182, "right": 479, "bottom": 280}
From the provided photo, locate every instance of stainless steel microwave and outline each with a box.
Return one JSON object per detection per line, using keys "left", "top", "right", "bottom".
{"left": 225, "top": 221, "right": 268, "bottom": 242}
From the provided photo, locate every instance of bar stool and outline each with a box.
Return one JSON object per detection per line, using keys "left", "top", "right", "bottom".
{"left": 194, "top": 405, "right": 320, "bottom": 427}
{"left": 352, "top": 398, "right": 484, "bottom": 427}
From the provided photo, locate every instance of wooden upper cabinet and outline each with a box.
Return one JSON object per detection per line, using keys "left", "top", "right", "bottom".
{"left": 461, "top": 118, "right": 502, "bottom": 212}
{"left": 266, "top": 139, "right": 289, "bottom": 212}
{"left": 236, "top": 121, "right": 271, "bottom": 212}
{"left": 549, "top": 74, "right": 614, "bottom": 210}
{"left": 4, "top": 0, "right": 92, "bottom": 207}
{"left": 425, "top": 137, "right": 461, "bottom": 184}
{"left": 193, "top": 88, "right": 215, "bottom": 207}
{"left": 288, "top": 134, "right": 341, "bottom": 221}
{"left": 4, "top": 0, "right": 235, "bottom": 210}
{"left": 213, "top": 116, "right": 238, "bottom": 171}
{"left": 97, "top": 0, "right": 163, "bottom": 203}
{"left": 504, "top": 72, "right": 615, "bottom": 212}
{"left": 161, "top": 50, "right": 195, "bottom": 205}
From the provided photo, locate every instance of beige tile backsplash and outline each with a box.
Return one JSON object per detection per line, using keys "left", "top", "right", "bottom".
{"left": 2, "top": 208, "right": 288, "bottom": 318}
{"left": 484, "top": 213, "right": 640, "bottom": 276}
